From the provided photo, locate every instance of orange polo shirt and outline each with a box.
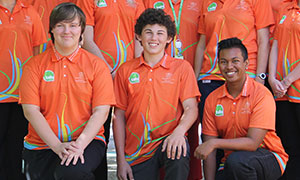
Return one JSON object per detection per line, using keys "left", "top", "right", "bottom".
{"left": 30, "top": 0, "right": 77, "bottom": 51}
{"left": 0, "top": 0, "right": 46, "bottom": 103}
{"left": 202, "top": 76, "right": 288, "bottom": 173}
{"left": 114, "top": 54, "right": 201, "bottom": 166}
{"left": 19, "top": 47, "right": 115, "bottom": 150}
{"left": 144, "top": 0, "right": 201, "bottom": 67}
{"left": 77, "top": 0, "right": 145, "bottom": 72}
{"left": 273, "top": 0, "right": 300, "bottom": 103}
{"left": 198, "top": 0, "right": 274, "bottom": 80}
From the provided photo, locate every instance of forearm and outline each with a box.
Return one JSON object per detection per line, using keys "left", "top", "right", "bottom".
{"left": 76, "top": 105, "right": 110, "bottom": 150}
{"left": 83, "top": 26, "right": 112, "bottom": 71}
{"left": 194, "top": 35, "right": 206, "bottom": 78}
{"left": 203, "top": 150, "right": 216, "bottom": 180}
{"left": 33, "top": 46, "right": 41, "bottom": 56}
{"left": 283, "top": 63, "right": 300, "bottom": 86}
{"left": 22, "top": 105, "right": 61, "bottom": 150}
{"left": 209, "top": 137, "right": 261, "bottom": 152}
{"left": 173, "top": 98, "right": 198, "bottom": 136}
{"left": 113, "top": 109, "right": 127, "bottom": 162}
{"left": 256, "top": 28, "right": 270, "bottom": 75}
{"left": 268, "top": 40, "right": 278, "bottom": 80}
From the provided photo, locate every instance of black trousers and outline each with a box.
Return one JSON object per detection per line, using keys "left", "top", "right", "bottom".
{"left": 216, "top": 148, "right": 282, "bottom": 180}
{"left": 276, "top": 101, "right": 300, "bottom": 180}
{"left": 0, "top": 103, "right": 27, "bottom": 180}
{"left": 131, "top": 138, "right": 190, "bottom": 180}
{"left": 23, "top": 140, "right": 106, "bottom": 180}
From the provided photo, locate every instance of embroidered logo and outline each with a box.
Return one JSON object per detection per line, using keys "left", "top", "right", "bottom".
{"left": 241, "top": 101, "right": 251, "bottom": 114}
{"left": 75, "top": 72, "right": 87, "bottom": 83}
{"left": 187, "top": 2, "right": 199, "bottom": 12}
{"left": 215, "top": 104, "right": 224, "bottom": 116}
{"left": 129, "top": 72, "right": 140, "bottom": 84}
{"left": 43, "top": 70, "right": 55, "bottom": 82}
{"left": 154, "top": 1, "right": 165, "bottom": 9}
{"left": 279, "top": 15, "right": 287, "bottom": 24}
{"left": 161, "top": 72, "right": 174, "bottom": 84}
{"left": 24, "top": 15, "right": 32, "bottom": 24}
{"left": 207, "top": 2, "right": 217, "bottom": 12}
{"left": 97, "top": 0, "right": 107, "bottom": 7}
{"left": 126, "top": 0, "right": 137, "bottom": 7}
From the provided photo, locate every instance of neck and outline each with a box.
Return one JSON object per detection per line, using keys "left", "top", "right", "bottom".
{"left": 0, "top": 0, "right": 16, "bottom": 12}
{"left": 143, "top": 51, "right": 165, "bottom": 67}
{"left": 226, "top": 76, "right": 246, "bottom": 98}
{"left": 173, "top": 0, "right": 178, "bottom": 3}
{"left": 54, "top": 44, "right": 79, "bottom": 57}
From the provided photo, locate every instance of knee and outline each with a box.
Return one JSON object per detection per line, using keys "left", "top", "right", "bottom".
{"left": 225, "top": 151, "right": 246, "bottom": 171}
{"left": 54, "top": 165, "right": 94, "bottom": 180}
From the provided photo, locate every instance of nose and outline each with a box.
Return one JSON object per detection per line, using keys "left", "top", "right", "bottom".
{"left": 227, "top": 61, "right": 234, "bottom": 69}
{"left": 151, "top": 33, "right": 158, "bottom": 40}
{"left": 63, "top": 25, "right": 71, "bottom": 33}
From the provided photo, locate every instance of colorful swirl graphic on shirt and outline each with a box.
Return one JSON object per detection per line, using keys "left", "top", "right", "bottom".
{"left": 100, "top": 14, "right": 133, "bottom": 73}
{"left": 125, "top": 94, "right": 177, "bottom": 165}
{"left": 24, "top": 93, "right": 105, "bottom": 150}
{"left": 0, "top": 31, "right": 32, "bottom": 101}
{"left": 277, "top": 39, "right": 300, "bottom": 101}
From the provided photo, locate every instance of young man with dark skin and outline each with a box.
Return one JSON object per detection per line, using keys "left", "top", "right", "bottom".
{"left": 113, "top": 8, "right": 200, "bottom": 180}
{"left": 194, "top": 38, "right": 288, "bottom": 180}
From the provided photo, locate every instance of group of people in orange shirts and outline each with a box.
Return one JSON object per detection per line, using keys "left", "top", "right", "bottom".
{"left": 0, "top": 0, "right": 299, "bottom": 179}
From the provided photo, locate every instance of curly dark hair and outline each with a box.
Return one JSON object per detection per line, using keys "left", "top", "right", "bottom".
{"left": 135, "top": 8, "right": 176, "bottom": 46}
{"left": 217, "top": 37, "right": 248, "bottom": 61}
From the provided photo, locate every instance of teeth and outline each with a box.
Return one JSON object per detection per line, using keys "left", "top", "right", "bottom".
{"left": 149, "top": 43, "right": 158, "bottom": 47}
{"left": 227, "top": 72, "right": 235, "bottom": 75}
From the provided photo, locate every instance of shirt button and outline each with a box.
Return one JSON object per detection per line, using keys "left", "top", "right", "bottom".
{"left": 5, "top": 10, "right": 8, "bottom": 13}
{"left": 233, "top": 112, "right": 235, "bottom": 114}
{"left": 150, "top": 69, "right": 153, "bottom": 72}
{"left": 64, "top": 65, "right": 67, "bottom": 68}
{"left": 149, "top": 78, "right": 152, "bottom": 81}
{"left": 10, "top": 17, "right": 13, "bottom": 20}
{"left": 233, "top": 102, "right": 236, "bottom": 105}
{"left": 64, "top": 74, "right": 67, "bottom": 77}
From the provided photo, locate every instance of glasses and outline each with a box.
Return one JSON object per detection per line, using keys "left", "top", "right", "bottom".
{"left": 54, "top": 22, "right": 81, "bottom": 32}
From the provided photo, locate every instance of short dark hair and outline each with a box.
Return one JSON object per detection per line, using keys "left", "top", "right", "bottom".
{"left": 135, "top": 8, "right": 176, "bottom": 47}
{"left": 217, "top": 37, "right": 248, "bottom": 61}
{"left": 49, "top": 3, "right": 86, "bottom": 43}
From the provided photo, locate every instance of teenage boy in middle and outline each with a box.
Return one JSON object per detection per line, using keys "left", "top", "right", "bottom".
{"left": 113, "top": 8, "right": 201, "bottom": 180}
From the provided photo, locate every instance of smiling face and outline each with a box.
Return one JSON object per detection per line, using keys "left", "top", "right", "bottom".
{"left": 218, "top": 47, "right": 249, "bottom": 85}
{"left": 51, "top": 16, "right": 81, "bottom": 52}
{"left": 137, "top": 24, "right": 172, "bottom": 57}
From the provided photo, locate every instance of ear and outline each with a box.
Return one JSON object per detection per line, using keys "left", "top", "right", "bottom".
{"left": 136, "top": 34, "right": 141, "bottom": 41}
{"left": 166, "top": 36, "right": 172, "bottom": 44}
{"left": 245, "top": 59, "right": 249, "bottom": 69}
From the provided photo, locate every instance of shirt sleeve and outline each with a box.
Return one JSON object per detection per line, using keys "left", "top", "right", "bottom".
{"left": 202, "top": 94, "right": 219, "bottom": 136}
{"left": 114, "top": 65, "right": 128, "bottom": 110}
{"left": 77, "top": 0, "right": 95, "bottom": 26}
{"left": 19, "top": 58, "right": 41, "bottom": 106}
{"left": 135, "top": 0, "right": 145, "bottom": 20}
{"left": 197, "top": 0, "right": 205, "bottom": 34}
{"left": 30, "top": 7, "right": 47, "bottom": 46}
{"left": 179, "top": 61, "right": 201, "bottom": 102}
{"left": 92, "top": 59, "right": 116, "bottom": 108}
{"left": 253, "top": 0, "right": 274, "bottom": 30}
{"left": 249, "top": 88, "right": 276, "bottom": 131}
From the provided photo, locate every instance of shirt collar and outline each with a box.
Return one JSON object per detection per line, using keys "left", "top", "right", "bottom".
{"left": 137, "top": 53, "right": 171, "bottom": 69}
{"left": 51, "top": 46, "right": 81, "bottom": 63}
{"left": 1, "top": 0, "right": 27, "bottom": 12}
{"left": 219, "top": 75, "right": 251, "bottom": 99}
{"left": 287, "top": 0, "right": 300, "bottom": 10}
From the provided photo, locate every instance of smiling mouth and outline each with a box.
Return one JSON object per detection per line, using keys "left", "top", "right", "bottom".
{"left": 226, "top": 71, "right": 236, "bottom": 76}
{"left": 149, "top": 43, "right": 159, "bottom": 47}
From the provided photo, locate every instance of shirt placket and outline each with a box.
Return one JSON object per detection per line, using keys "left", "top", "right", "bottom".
{"left": 61, "top": 58, "right": 69, "bottom": 89}
{"left": 231, "top": 99, "right": 237, "bottom": 138}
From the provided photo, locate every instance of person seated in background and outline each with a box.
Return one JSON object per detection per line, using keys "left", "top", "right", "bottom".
{"left": 194, "top": 37, "right": 288, "bottom": 180}
{"left": 113, "top": 8, "right": 200, "bottom": 180}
